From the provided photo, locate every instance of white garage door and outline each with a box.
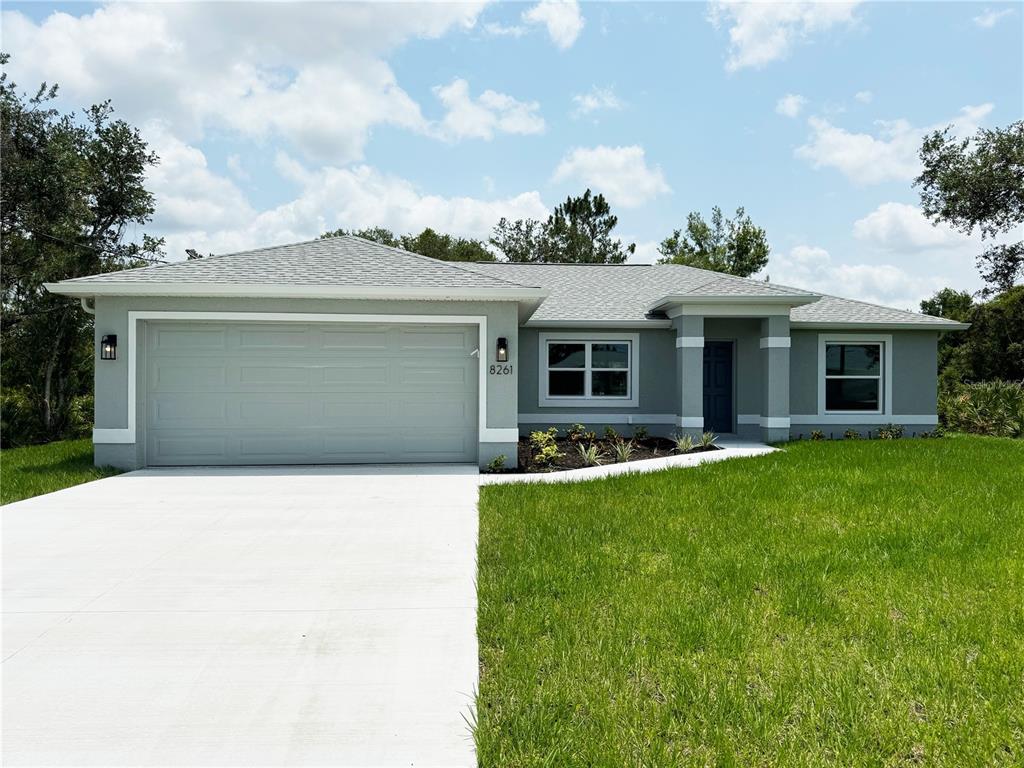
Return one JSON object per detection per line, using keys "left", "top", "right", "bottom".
{"left": 144, "top": 321, "right": 479, "bottom": 466}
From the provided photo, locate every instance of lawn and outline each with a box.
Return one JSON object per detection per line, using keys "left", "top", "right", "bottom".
{"left": 0, "top": 439, "right": 122, "bottom": 505}
{"left": 476, "top": 435, "right": 1024, "bottom": 766}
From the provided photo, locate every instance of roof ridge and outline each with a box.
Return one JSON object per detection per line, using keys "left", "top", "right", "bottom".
{"left": 344, "top": 236, "right": 539, "bottom": 289}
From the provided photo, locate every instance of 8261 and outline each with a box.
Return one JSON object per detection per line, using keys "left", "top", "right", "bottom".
{"left": 489, "top": 364, "right": 513, "bottom": 375}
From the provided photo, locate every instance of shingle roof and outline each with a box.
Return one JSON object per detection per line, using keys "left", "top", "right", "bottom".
{"left": 56, "top": 236, "right": 536, "bottom": 291}
{"left": 463, "top": 262, "right": 965, "bottom": 328}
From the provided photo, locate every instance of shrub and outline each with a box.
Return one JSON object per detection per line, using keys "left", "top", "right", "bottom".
{"left": 700, "top": 431, "right": 718, "bottom": 449}
{"left": 877, "top": 423, "right": 905, "bottom": 440}
{"left": 940, "top": 380, "right": 1024, "bottom": 438}
{"left": 576, "top": 443, "right": 605, "bottom": 467}
{"left": 530, "top": 427, "right": 563, "bottom": 466}
{"left": 611, "top": 440, "right": 634, "bottom": 463}
{"left": 487, "top": 454, "right": 507, "bottom": 472}
{"left": 673, "top": 433, "right": 695, "bottom": 454}
{"left": 843, "top": 428, "right": 861, "bottom": 440}
{"left": 810, "top": 430, "right": 825, "bottom": 441}
{"left": 631, "top": 425, "right": 649, "bottom": 441}
{"left": 566, "top": 423, "right": 588, "bottom": 442}
{"left": 603, "top": 425, "right": 620, "bottom": 441}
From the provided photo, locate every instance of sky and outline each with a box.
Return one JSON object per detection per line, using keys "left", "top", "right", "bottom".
{"left": 2, "top": 1, "right": 1021, "bottom": 310}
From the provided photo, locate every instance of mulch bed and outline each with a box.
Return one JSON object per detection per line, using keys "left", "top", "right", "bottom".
{"left": 502, "top": 436, "right": 720, "bottom": 474}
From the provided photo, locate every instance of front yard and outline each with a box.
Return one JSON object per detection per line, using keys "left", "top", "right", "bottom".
{"left": 0, "top": 439, "right": 121, "bottom": 505}
{"left": 476, "top": 436, "right": 1024, "bottom": 765}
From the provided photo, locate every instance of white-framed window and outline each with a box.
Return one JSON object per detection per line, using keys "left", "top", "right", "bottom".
{"left": 538, "top": 332, "right": 639, "bottom": 408}
{"left": 817, "top": 335, "right": 892, "bottom": 416}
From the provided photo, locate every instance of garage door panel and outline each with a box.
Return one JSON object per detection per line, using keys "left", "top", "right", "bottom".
{"left": 145, "top": 321, "right": 478, "bottom": 465}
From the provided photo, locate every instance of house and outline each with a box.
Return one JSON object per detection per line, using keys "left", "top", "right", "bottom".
{"left": 45, "top": 236, "right": 968, "bottom": 469}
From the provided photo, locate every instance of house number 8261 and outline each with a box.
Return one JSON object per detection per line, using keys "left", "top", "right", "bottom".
{"left": 489, "top": 364, "right": 513, "bottom": 376}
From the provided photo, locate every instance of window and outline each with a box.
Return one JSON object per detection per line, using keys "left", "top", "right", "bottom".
{"left": 824, "top": 342, "right": 882, "bottom": 412}
{"left": 541, "top": 336, "right": 636, "bottom": 405}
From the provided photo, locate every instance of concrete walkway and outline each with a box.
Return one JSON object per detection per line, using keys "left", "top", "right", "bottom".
{"left": 2, "top": 465, "right": 479, "bottom": 767}
{"left": 480, "top": 438, "right": 776, "bottom": 485}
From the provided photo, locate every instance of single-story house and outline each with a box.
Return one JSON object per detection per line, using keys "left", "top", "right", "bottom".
{"left": 46, "top": 235, "right": 968, "bottom": 469}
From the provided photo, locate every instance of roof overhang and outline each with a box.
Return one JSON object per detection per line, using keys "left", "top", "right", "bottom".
{"left": 524, "top": 319, "right": 674, "bottom": 329}
{"left": 43, "top": 280, "right": 549, "bottom": 321}
{"left": 648, "top": 293, "right": 821, "bottom": 315}
{"left": 792, "top": 321, "right": 971, "bottom": 331}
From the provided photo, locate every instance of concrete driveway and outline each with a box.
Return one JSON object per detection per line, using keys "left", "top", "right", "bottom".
{"left": 2, "top": 465, "right": 479, "bottom": 767}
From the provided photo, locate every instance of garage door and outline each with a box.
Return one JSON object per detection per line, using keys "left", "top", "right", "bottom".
{"left": 144, "top": 321, "right": 479, "bottom": 465}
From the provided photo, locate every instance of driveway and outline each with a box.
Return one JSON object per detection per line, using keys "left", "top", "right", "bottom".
{"left": 2, "top": 465, "right": 479, "bottom": 767}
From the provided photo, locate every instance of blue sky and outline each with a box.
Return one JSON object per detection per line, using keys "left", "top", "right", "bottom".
{"left": 2, "top": 1, "right": 1021, "bottom": 308}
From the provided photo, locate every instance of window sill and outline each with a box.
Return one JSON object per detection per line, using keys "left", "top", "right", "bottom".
{"left": 538, "top": 397, "right": 640, "bottom": 409}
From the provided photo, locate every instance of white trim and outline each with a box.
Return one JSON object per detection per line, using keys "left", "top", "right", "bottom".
{"left": 666, "top": 303, "right": 793, "bottom": 319}
{"left": 675, "top": 336, "right": 704, "bottom": 348}
{"left": 480, "top": 428, "right": 520, "bottom": 442}
{"left": 791, "top": 414, "right": 938, "bottom": 425}
{"left": 45, "top": 281, "right": 548, "bottom": 303}
{"left": 817, "top": 334, "right": 893, "bottom": 418}
{"left": 677, "top": 417, "right": 704, "bottom": 428}
{"left": 736, "top": 414, "right": 760, "bottom": 424}
{"left": 652, "top": 294, "right": 819, "bottom": 312}
{"left": 92, "top": 311, "right": 495, "bottom": 451}
{"left": 518, "top": 413, "right": 676, "bottom": 425}
{"left": 538, "top": 331, "right": 640, "bottom": 408}
{"left": 759, "top": 336, "right": 791, "bottom": 349}
{"left": 760, "top": 416, "right": 790, "bottom": 428}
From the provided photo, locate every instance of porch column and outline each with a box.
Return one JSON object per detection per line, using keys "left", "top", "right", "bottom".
{"left": 674, "top": 314, "right": 704, "bottom": 437}
{"left": 760, "top": 315, "right": 791, "bottom": 442}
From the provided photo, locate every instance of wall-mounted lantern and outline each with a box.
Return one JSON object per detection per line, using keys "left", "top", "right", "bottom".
{"left": 496, "top": 337, "right": 509, "bottom": 363}
{"left": 100, "top": 334, "right": 117, "bottom": 361}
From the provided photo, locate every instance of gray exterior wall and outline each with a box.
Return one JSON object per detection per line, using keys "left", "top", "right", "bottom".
{"left": 789, "top": 329, "right": 939, "bottom": 438}
{"left": 91, "top": 296, "right": 520, "bottom": 469}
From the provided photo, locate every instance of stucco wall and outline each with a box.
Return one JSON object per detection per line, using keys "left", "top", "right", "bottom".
{"left": 91, "top": 296, "right": 520, "bottom": 469}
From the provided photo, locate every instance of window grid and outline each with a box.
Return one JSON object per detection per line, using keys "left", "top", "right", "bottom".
{"left": 546, "top": 340, "right": 631, "bottom": 400}
{"left": 824, "top": 342, "right": 883, "bottom": 413}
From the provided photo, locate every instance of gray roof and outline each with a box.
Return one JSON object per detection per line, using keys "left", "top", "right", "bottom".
{"left": 464, "top": 262, "right": 965, "bottom": 328}
{"left": 55, "top": 236, "right": 536, "bottom": 291}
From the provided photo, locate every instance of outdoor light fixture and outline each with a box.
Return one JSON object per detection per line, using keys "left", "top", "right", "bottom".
{"left": 100, "top": 335, "right": 117, "bottom": 361}
{"left": 496, "top": 337, "right": 509, "bottom": 362}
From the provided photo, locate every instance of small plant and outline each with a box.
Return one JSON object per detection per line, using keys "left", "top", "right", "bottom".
{"left": 603, "top": 425, "right": 620, "bottom": 442}
{"left": 486, "top": 454, "right": 507, "bottom": 472}
{"left": 632, "top": 425, "right": 649, "bottom": 441}
{"left": 529, "top": 427, "right": 563, "bottom": 466}
{"left": 843, "top": 428, "right": 861, "bottom": 440}
{"left": 810, "top": 430, "right": 825, "bottom": 441}
{"left": 582, "top": 430, "right": 598, "bottom": 441}
{"left": 566, "top": 423, "right": 588, "bottom": 442}
{"left": 700, "top": 431, "right": 718, "bottom": 449}
{"left": 878, "top": 423, "right": 904, "bottom": 440}
{"left": 576, "top": 442, "right": 605, "bottom": 467}
{"left": 673, "top": 433, "right": 695, "bottom": 454}
{"left": 611, "top": 439, "right": 635, "bottom": 463}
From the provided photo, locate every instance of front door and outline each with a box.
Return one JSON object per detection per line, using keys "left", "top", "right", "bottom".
{"left": 703, "top": 341, "right": 733, "bottom": 433}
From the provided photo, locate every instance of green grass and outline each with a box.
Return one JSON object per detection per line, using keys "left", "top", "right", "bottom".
{"left": 0, "top": 439, "right": 122, "bottom": 505}
{"left": 476, "top": 436, "right": 1024, "bottom": 766}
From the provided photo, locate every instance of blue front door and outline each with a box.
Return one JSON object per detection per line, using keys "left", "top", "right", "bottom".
{"left": 703, "top": 341, "right": 733, "bottom": 433}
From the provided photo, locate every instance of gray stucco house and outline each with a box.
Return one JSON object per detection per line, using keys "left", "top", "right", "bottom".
{"left": 46, "top": 236, "right": 968, "bottom": 469}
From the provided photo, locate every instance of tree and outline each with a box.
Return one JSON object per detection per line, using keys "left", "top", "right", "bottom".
{"left": 657, "top": 206, "right": 770, "bottom": 277}
{"left": 1, "top": 55, "right": 163, "bottom": 445}
{"left": 921, "top": 286, "right": 1024, "bottom": 390}
{"left": 489, "top": 190, "right": 634, "bottom": 264}
{"left": 915, "top": 121, "right": 1024, "bottom": 294}
{"left": 320, "top": 226, "right": 494, "bottom": 262}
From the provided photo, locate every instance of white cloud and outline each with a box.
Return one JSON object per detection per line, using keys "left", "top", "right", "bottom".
{"left": 627, "top": 240, "right": 662, "bottom": 265}
{"left": 523, "top": 0, "right": 584, "bottom": 50}
{"left": 763, "top": 244, "right": 946, "bottom": 310}
{"left": 1, "top": 2, "right": 487, "bottom": 163}
{"left": 973, "top": 8, "right": 1014, "bottom": 28}
{"left": 852, "top": 202, "right": 973, "bottom": 252}
{"left": 483, "top": 22, "right": 526, "bottom": 38}
{"left": 854, "top": 90, "right": 873, "bottom": 104}
{"left": 707, "top": 1, "right": 861, "bottom": 71}
{"left": 795, "top": 103, "right": 994, "bottom": 184}
{"left": 431, "top": 78, "right": 545, "bottom": 141}
{"left": 225, "top": 154, "right": 249, "bottom": 182}
{"left": 551, "top": 145, "right": 671, "bottom": 208}
{"left": 775, "top": 93, "right": 807, "bottom": 118}
{"left": 571, "top": 86, "right": 623, "bottom": 117}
